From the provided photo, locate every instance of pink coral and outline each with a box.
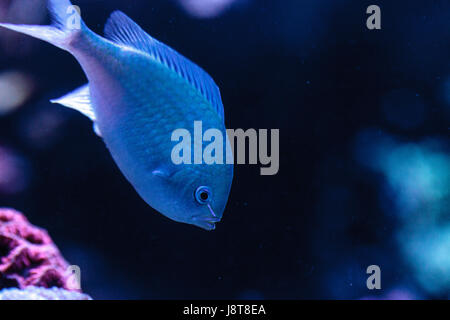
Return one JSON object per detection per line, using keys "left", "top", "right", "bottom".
{"left": 0, "top": 208, "right": 74, "bottom": 290}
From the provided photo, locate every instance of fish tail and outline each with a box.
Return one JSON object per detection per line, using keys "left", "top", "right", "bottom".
{"left": 0, "top": 0, "right": 85, "bottom": 51}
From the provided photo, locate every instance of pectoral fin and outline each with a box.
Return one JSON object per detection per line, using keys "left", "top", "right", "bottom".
{"left": 152, "top": 164, "right": 179, "bottom": 180}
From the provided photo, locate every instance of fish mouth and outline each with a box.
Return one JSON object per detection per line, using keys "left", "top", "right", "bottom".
{"left": 192, "top": 204, "right": 222, "bottom": 231}
{"left": 192, "top": 215, "right": 221, "bottom": 231}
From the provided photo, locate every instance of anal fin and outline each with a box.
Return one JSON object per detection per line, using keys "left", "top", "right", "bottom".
{"left": 51, "top": 84, "right": 102, "bottom": 137}
{"left": 51, "top": 84, "right": 95, "bottom": 120}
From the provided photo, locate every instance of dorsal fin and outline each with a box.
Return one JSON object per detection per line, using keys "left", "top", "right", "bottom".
{"left": 104, "top": 11, "right": 225, "bottom": 121}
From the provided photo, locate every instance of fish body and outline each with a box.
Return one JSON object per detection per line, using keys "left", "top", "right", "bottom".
{"left": 0, "top": 0, "right": 233, "bottom": 230}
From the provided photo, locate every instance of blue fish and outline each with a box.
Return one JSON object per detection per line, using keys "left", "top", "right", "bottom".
{"left": 0, "top": 0, "right": 233, "bottom": 230}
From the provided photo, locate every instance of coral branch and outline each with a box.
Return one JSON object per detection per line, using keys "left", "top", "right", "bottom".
{"left": 0, "top": 208, "right": 74, "bottom": 291}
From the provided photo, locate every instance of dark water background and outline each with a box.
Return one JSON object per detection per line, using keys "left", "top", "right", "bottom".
{"left": 0, "top": 0, "right": 449, "bottom": 299}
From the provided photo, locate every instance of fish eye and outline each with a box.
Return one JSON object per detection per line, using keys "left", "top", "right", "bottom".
{"left": 195, "top": 186, "right": 212, "bottom": 205}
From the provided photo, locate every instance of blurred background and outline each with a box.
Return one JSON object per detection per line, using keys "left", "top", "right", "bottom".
{"left": 0, "top": 0, "right": 449, "bottom": 299}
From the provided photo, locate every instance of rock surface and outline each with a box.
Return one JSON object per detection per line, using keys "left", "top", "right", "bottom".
{"left": 0, "top": 286, "right": 91, "bottom": 300}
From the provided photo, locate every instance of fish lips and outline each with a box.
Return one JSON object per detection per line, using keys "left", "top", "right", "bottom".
{"left": 192, "top": 215, "right": 221, "bottom": 231}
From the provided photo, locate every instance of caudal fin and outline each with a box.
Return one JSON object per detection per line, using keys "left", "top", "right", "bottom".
{"left": 0, "top": 0, "right": 84, "bottom": 51}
